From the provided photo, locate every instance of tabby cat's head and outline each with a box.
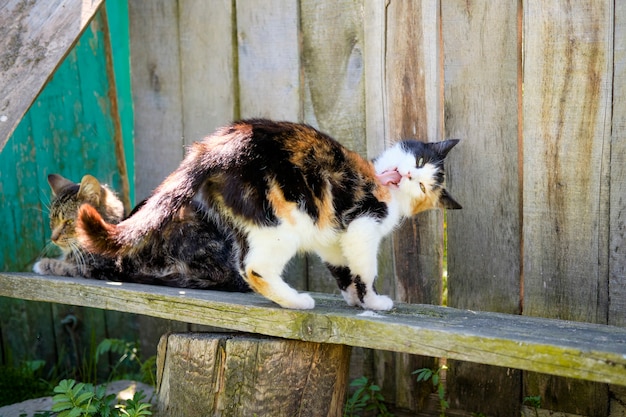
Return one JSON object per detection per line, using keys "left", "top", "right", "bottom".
{"left": 375, "top": 139, "right": 462, "bottom": 215}
{"left": 46, "top": 174, "right": 124, "bottom": 253}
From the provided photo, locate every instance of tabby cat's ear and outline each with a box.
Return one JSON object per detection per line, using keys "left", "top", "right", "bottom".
{"left": 439, "top": 188, "right": 462, "bottom": 210}
{"left": 48, "top": 174, "right": 75, "bottom": 196}
{"left": 78, "top": 175, "right": 103, "bottom": 206}
{"left": 431, "top": 139, "right": 460, "bottom": 158}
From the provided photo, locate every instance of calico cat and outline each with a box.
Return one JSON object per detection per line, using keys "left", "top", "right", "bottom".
{"left": 77, "top": 119, "right": 461, "bottom": 310}
{"left": 34, "top": 174, "right": 248, "bottom": 292}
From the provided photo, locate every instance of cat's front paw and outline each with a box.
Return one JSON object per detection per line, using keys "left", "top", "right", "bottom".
{"left": 362, "top": 294, "right": 394, "bottom": 311}
{"left": 33, "top": 260, "right": 45, "bottom": 274}
{"left": 279, "top": 292, "right": 315, "bottom": 310}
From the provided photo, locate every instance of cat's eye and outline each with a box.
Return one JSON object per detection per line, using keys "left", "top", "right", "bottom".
{"left": 419, "top": 183, "right": 426, "bottom": 193}
{"left": 417, "top": 157, "right": 424, "bottom": 168}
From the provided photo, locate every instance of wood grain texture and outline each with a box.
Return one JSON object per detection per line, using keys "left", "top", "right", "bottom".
{"left": 610, "top": 0, "right": 626, "bottom": 330}
{"left": 157, "top": 333, "right": 350, "bottom": 417}
{"left": 522, "top": 1, "right": 613, "bottom": 414}
{"left": 128, "top": 0, "right": 184, "bottom": 199}
{"left": 0, "top": 0, "right": 104, "bottom": 149}
{"left": 0, "top": 9, "right": 130, "bottom": 374}
{"left": 383, "top": 1, "right": 443, "bottom": 411}
{"left": 1, "top": 273, "right": 625, "bottom": 386}
{"left": 442, "top": 1, "right": 522, "bottom": 414}
{"left": 301, "top": 0, "right": 366, "bottom": 155}
{"left": 236, "top": 0, "right": 301, "bottom": 120}
{"left": 300, "top": 0, "right": 366, "bottom": 294}
{"left": 611, "top": 2, "right": 626, "bottom": 414}
{"left": 179, "top": 0, "right": 235, "bottom": 146}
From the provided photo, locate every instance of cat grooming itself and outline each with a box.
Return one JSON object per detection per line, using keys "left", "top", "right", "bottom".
{"left": 77, "top": 119, "right": 461, "bottom": 310}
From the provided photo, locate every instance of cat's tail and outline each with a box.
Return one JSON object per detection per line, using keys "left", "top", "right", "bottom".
{"left": 76, "top": 141, "right": 213, "bottom": 257}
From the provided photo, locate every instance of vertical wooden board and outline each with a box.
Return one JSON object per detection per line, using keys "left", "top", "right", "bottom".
{"left": 0, "top": 7, "right": 132, "bottom": 371}
{"left": 236, "top": 0, "right": 301, "bottom": 121}
{"left": 128, "top": 0, "right": 184, "bottom": 200}
{"left": 382, "top": 1, "right": 444, "bottom": 411}
{"left": 105, "top": 0, "right": 135, "bottom": 205}
{"left": 610, "top": 0, "right": 626, "bottom": 331}
{"left": 522, "top": 1, "right": 612, "bottom": 415}
{"left": 236, "top": 1, "right": 307, "bottom": 289}
{"left": 609, "top": 0, "right": 626, "bottom": 414}
{"left": 386, "top": 0, "right": 442, "bottom": 308}
{"left": 0, "top": 8, "right": 121, "bottom": 365}
{"left": 179, "top": 0, "right": 236, "bottom": 145}
{"left": 443, "top": 1, "right": 522, "bottom": 415}
{"left": 301, "top": 0, "right": 366, "bottom": 155}
{"left": 299, "top": 0, "right": 366, "bottom": 294}
{"left": 363, "top": 0, "right": 387, "bottom": 160}
{"left": 0, "top": 115, "right": 44, "bottom": 272}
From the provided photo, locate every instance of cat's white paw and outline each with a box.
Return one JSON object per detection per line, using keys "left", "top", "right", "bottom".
{"left": 33, "top": 261, "right": 44, "bottom": 274}
{"left": 341, "top": 289, "right": 360, "bottom": 307}
{"left": 279, "top": 292, "right": 315, "bottom": 310}
{"left": 362, "top": 294, "right": 394, "bottom": 311}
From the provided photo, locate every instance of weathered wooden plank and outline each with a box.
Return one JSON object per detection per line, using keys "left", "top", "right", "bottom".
{"left": 610, "top": 0, "right": 626, "bottom": 332}
{"left": 0, "top": 0, "right": 105, "bottom": 150}
{"left": 610, "top": 1, "right": 626, "bottom": 414}
{"left": 179, "top": 0, "right": 235, "bottom": 146}
{"left": 383, "top": 1, "right": 444, "bottom": 411}
{"left": 104, "top": 0, "right": 135, "bottom": 206}
{"left": 236, "top": 0, "right": 301, "bottom": 120}
{"left": 1, "top": 273, "right": 625, "bottom": 387}
{"left": 443, "top": 1, "right": 522, "bottom": 415}
{"left": 522, "top": 1, "right": 613, "bottom": 414}
{"left": 301, "top": 0, "right": 366, "bottom": 155}
{"left": 0, "top": 8, "right": 130, "bottom": 373}
{"left": 128, "top": 0, "right": 184, "bottom": 199}
{"left": 300, "top": 0, "right": 366, "bottom": 295}
{"left": 235, "top": 0, "right": 307, "bottom": 290}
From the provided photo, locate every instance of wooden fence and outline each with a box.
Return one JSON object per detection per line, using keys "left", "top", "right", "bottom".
{"left": 1, "top": 1, "right": 625, "bottom": 416}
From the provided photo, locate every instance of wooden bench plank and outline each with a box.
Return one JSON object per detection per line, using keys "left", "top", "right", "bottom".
{"left": 1, "top": 272, "right": 625, "bottom": 386}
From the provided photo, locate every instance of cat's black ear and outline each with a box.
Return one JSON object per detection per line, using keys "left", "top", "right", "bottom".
{"left": 48, "top": 174, "right": 75, "bottom": 196}
{"left": 432, "top": 139, "right": 460, "bottom": 158}
{"left": 439, "top": 188, "right": 462, "bottom": 210}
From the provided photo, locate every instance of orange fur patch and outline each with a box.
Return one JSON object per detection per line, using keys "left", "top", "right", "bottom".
{"left": 267, "top": 181, "right": 297, "bottom": 225}
{"left": 411, "top": 191, "right": 440, "bottom": 215}
{"left": 315, "top": 187, "right": 334, "bottom": 229}
{"left": 345, "top": 149, "right": 391, "bottom": 203}
{"left": 246, "top": 269, "right": 269, "bottom": 295}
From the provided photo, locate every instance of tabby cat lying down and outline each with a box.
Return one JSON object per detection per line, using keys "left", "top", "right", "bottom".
{"left": 75, "top": 119, "right": 461, "bottom": 310}
{"left": 34, "top": 173, "right": 249, "bottom": 292}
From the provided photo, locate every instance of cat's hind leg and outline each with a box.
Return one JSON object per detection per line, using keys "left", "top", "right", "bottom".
{"left": 243, "top": 227, "right": 315, "bottom": 309}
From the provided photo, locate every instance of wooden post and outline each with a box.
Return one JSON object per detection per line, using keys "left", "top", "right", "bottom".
{"left": 156, "top": 333, "right": 351, "bottom": 417}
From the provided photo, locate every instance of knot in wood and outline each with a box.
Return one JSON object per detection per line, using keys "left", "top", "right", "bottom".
{"left": 299, "top": 314, "right": 334, "bottom": 342}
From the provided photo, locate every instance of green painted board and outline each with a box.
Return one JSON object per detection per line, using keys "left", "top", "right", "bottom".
{"left": 0, "top": 6, "right": 133, "bottom": 273}
{"left": 0, "top": 4, "right": 133, "bottom": 370}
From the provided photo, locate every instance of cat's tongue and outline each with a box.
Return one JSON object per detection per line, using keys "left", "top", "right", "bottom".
{"left": 377, "top": 169, "right": 402, "bottom": 187}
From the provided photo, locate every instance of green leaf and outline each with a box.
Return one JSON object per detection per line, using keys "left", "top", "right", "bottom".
{"left": 75, "top": 391, "right": 95, "bottom": 405}
{"left": 51, "top": 400, "right": 73, "bottom": 412}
